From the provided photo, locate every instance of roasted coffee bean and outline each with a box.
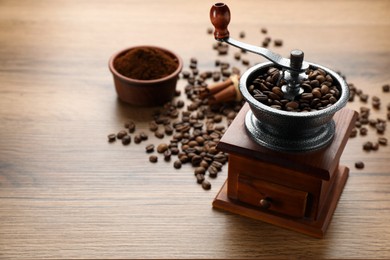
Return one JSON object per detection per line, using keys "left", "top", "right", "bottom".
{"left": 122, "top": 135, "right": 131, "bottom": 145}
{"left": 196, "top": 174, "right": 205, "bottom": 184}
{"left": 286, "top": 101, "right": 299, "bottom": 110}
{"left": 134, "top": 135, "right": 142, "bottom": 144}
{"left": 208, "top": 165, "right": 219, "bottom": 178}
{"left": 149, "top": 155, "right": 158, "bottom": 163}
{"left": 173, "top": 160, "right": 182, "bottom": 169}
{"left": 200, "top": 160, "right": 209, "bottom": 169}
{"left": 272, "top": 87, "right": 284, "bottom": 98}
{"left": 157, "top": 143, "right": 168, "bottom": 153}
{"left": 179, "top": 154, "right": 189, "bottom": 163}
{"left": 194, "top": 167, "right": 206, "bottom": 175}
{"left": 182, "top": 71, "right": 190, "bottom": 79}
{"left": 242, "top": 59, "right": 250, "bottom": 65}
{"left": 359, "top": 127, "right": 368, "bottom": 136}
{"left": 116, "top": 130, "right": 127, "bottom": 139}
{"left": 140, "top": 132, "right": 148, "bottom": 140}
{"left": 149, "top": 121, "right": 158, "bottom": 132}
{"left": 201, "top": 180, "right": 211, "bottom": 190}
{"left": 164, "top": 125, "right": 174, "bottom": 135}
{"left": 355, "top": 161, "right": 365, "bottom": 169}
{"left": 213, "top": 114, "right": 223, "bottom": 123}
{"left": 378, "top": 137, "right": 387, "bottom": 146}
{"left": 211, "top": 161, "right": 223, "bottom": 170}
{"left": 363, "top": 141, "right": 373, "bottom": 151}
{"left": 155, "top": 129, "right": 165, "bottom": 139}
{"left": 170, "top": 147, "right": 179, "bottom": 155}
{"left": 163, "top": 150, "right": 172, "bottom": 161}
{"left": 376, "top": 122, "right": 386, "bottom": 134}
{"left": 107, "top": 133, "right": 116, "bottom": 142}
{"left": 274, "top": 39, "right": 283, "bottom": 46}
{"left": 125, "top": 120, "right": 136, "bottom": 133}
{"left": 382, "top": 84, "right": 390, "bottom": 92}
{"left": 176, "top": 99, "right": 185, "bottom": 108}
{"left": 360, "top": 94, "right": 369, "bottom": 102}
{"left": 145, "top": 144, "right": 155, "bottom": 153}
{"left": 191, "top": 155, "right": 202, "bottom": 166}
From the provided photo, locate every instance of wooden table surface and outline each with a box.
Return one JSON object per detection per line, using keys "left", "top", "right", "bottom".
{"left": 1, "top": 0, "right": 390, "bottom": 258}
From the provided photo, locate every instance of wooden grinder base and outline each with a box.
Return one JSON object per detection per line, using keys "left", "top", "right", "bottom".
{"left": 213, "top": 104, "right": 358, "bottom": 238}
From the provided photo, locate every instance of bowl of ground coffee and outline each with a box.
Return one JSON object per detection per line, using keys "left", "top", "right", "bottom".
{"left": 109, "top": 45, "right": 183, "bottom": 106}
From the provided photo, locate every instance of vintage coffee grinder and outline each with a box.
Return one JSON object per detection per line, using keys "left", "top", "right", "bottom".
{"left": 210, "top": 3, "right": 358, "bottom": 238}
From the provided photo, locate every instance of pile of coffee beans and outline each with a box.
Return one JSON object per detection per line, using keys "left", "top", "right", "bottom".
{"left": 345, "top": 80, "right": 389, "bottom": 169}
{"left": 107, "top": 49, "right": 246, "bottom": 190}
{"left": 248, "top": 67, "right": 341, "bottom": 112}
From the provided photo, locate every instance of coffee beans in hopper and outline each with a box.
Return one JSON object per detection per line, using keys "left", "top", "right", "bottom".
{"left": 248, "top": 67, "right": 341, "bottom": 112}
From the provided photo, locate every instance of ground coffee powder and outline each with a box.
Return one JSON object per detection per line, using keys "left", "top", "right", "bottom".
{"left": 114, "top": 47, "right": 178, "bottom": 80}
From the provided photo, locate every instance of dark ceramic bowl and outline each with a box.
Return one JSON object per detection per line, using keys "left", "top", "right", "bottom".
{"left": 240, "top": 61, "right": 350, "bottom": 152}
{"left": 109, "top": 45, "right": 183, "bottom": 106}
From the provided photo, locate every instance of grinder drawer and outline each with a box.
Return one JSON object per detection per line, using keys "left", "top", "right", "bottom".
{"left": 237, "top": 174, "right": 308, "bottom": 218}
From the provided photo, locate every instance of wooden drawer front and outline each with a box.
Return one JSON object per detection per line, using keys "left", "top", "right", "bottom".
{"left": 237, "top": 175, "right": 308, "bottom": 218}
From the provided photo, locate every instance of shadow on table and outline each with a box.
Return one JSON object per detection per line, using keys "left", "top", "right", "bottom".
{"left": 212, "top": 207, "right": 330, "bottom": 258}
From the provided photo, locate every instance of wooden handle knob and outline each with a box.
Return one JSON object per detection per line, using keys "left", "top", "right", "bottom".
{"left": 259, "top": 198, "right": 271, "bottom": 209}
{"left": 210, "top": 3, "right": 231, "bottom": 40}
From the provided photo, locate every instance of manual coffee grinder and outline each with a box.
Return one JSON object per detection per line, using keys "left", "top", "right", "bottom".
{"left": 210, "top": 3, "right": 358, "bottom": 238}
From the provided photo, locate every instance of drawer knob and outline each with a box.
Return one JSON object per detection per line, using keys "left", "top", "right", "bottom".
{"left": 259, "top": 198, "right": 271, "bottom": 209}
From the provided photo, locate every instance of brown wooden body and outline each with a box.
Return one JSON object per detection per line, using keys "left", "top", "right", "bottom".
{"left": 214, "top": 104, "right": 358, "bottom": 238}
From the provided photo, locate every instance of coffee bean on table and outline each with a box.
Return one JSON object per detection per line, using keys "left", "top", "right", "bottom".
{"left": 157, "top": 143, "right": 168, "bottom": 153}
{"left": 155, "top": 129, "right": 165, "bottom": 139}
{"left": 149, "top": 155, "right": 158, "bottom": 163}
{"left": 116, "top": 130, "right": 127, "bottom": 139}
{"left": 145, "top": 144, "right": 155, "bottom": 153}
{"left": 149, "top": 121, "right": 158, "bottom": 132}
{"left": 274, "top": 39, "right": 283, "bottom": 46}
{"left": 125, "top": 120, "right": 136, "bottom": 133}
{"left": 122, "top": 135, "right": 131, "bottom": 145}
{"left": 202, "top": 180, "right": 211, "bottom": 190}
{"left": 208, "top": 165, "right": 219, "bottom": 178}
{"left": 363, "top": 141, "right": 373, "bottom": 151}
{"left": 134, "top": 135, "right": 142, "bottom": 144}
{"left": 378, "top": 137, "right": 388, "bottom": 146}
{"left": 191, "top": 155, "right": 202, "bottom": 166}
{"left": 107, "top": 133, "right": 116, "bottom": 142}
{"left": 173, "top": 160, "right": 182, "bottom": 169}
{"left": 194, "top": 167, "right": 206, "bottom": 175}
{"left": 355, "top": 161, "right": 365, "bottom": 169}
{"left": 196, "top": 174, "right": 205, "bottom": 184}
{"left": 163, "top": 150, "right": 172, "bottom": 161}
{"left": 359, "top": 127, "right": 368, "bottom": 136}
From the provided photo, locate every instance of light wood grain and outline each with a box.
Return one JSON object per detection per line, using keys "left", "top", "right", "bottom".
{"left": 1, "top": 0, "right": 390, "bottom": 258}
